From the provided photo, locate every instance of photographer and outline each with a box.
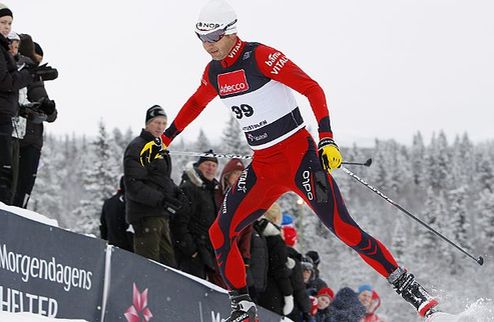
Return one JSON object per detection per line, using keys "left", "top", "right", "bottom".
{"left": 13, "top": 35, "right": 58, "bottom": 208}
{"left": 0, "top": 4, "right": 34, "bottom": 204}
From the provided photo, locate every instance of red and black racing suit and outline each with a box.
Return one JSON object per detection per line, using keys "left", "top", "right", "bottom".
{"left": 162, "top": 38, "right": 398, "bottom": 291}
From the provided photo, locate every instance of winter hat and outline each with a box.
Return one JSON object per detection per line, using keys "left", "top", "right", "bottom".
{"left": 0, "top": 3, "right": 12, "bottom": 19}
{"left": 281, "top": 212, "right": 293, "bottom": 226}
{"left": 282, "top": 225, "right": 297, "bottom": 247}
{"left": 145, "top": 105, "right": 167, "bottom": 124}
{"left": 357, "top": 284, "right": 373, "bottom": 294}
{"left": 306, "top": 250, "right": 321, "bottom": 267}
{"left": 220, "top": 158, "right": 244, "bottom": 190}
{"left": 7, "top": 31, "right": 19, "bottom": 41}
{"left": 194, "top": 149, "right": 219, "bottom": 167}
{"left": 317, "top": 287, "right": 335, "bottom": 301}
{"left": 34, "top": 42, "right": 43, "bottom": 56}
{"left": 301, "top": 256, "right": 314, "bottom": 272}
{"left": 195, "top": 0, "right": 237, "bottom": 36}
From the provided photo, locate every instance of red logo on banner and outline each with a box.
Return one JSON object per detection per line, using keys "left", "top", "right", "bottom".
{"left": 124, "top": 283, "right": 153, "bottom": 322}
{"left": 218, "top": 70, "right": 249, "bottom": 96}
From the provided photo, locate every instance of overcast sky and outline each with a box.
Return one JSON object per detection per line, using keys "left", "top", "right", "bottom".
{"left": 9, "top": 0, "right": 494, "bottom": 147}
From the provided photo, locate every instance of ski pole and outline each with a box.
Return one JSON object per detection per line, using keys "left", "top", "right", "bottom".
{"left": 340, "top": 166, "right": 484, "bottom": 266}
{"left": 167, "top": 150, "right": 371, "bottom": 167}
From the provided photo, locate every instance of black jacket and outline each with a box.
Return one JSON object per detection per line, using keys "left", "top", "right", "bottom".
{"left": 287, "top": 247, "right": 312, "bottom": 321}
{"left": 100, "top": 190, "right": 133, "bottom": 252}
{"left": 0, "top": 35, "right": 32, "bottom": 120}
{"left": 171, "top": 163, "right": 219, "bottom": 270}
{"left": 124, "top": 129, "right": 178, "bottom": 224}
{"left": 257, "top": 219, "right": 293, "bottom": 316}
{"left": 248, "top": 220, "right": 269, "bottom": 295}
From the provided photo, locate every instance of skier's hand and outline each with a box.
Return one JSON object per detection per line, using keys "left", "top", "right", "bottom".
{"left": 318, "top": 138, "right": 342, "bottom": 173}
{"left": 140, "top": 137, "right": 164, "bottom": 166}
{"left": 283, "top": 295, "right": 294, "bottom": 316}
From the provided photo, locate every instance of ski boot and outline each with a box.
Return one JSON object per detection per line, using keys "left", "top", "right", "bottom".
{"left": 224, "top": 291, "right": 258, "bottom": 322}
{"left": 388, "top": 267, "right": 439, "bottom": 318}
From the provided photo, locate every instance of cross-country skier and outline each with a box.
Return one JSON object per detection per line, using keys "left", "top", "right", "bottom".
{"left": 144, "top": 0, "right": 440, "bottom": 321}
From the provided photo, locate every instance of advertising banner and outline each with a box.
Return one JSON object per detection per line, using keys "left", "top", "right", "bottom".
{"left": 104, "top": 247, "right": 282, "bottom": 322}
{"left": 0, "top": 210, "right": 106, "bottom": 321}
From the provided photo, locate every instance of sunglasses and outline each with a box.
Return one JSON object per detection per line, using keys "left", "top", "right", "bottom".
{"left": 196, "top": 19, "right": 237, "bottom": 43}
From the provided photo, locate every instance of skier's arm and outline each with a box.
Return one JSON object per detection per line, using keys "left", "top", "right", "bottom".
{"left": 254, "top": 45, "right": 333, "bottom": 140}
{"left": 161, "top": 65, "right": 217, "bottom": 146}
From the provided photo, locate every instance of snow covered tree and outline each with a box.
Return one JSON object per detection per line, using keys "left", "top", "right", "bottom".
{"left": 194, "top": 128, "right": 213, "bottom": 152}
{"left": 73, "top": 121, "right": 120, "bottom": 235}
{"left": 411, "top": 132, "right": 426, "bottom": 187}
{"left": 475, "top": 189, "right": 494, "bottom": 253}
{"left": 220, "top": 114, "right": 250, "bottom": 155}
{"left": 425, "top": 131, "right": 450, "bottom": 191}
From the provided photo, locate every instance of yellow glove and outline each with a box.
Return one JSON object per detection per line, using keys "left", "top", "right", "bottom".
{"left": 318, "top": 138, "right": 342, "bottom": 173}
{"left": 139, "top": 137, "right": 165, "bottom": 166}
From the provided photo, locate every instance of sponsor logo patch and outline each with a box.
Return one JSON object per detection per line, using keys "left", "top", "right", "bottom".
{"left": 218, "top": 70, "right": 250, "bottom": 96}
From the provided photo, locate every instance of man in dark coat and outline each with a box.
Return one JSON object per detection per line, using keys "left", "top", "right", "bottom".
{"left": 124, "top": 105, "right": 184, "bottom": 267}
{"left": 0, "top": 4, "right": 34, "bottom": 204}
{"left": 100, "top": 176, "right": 133, "bottom": 252}
{"left": 171, "top": 152, "right": 220, "bottom": 281}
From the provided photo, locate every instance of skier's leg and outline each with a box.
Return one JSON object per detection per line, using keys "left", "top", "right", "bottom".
{"left": 289, "top": 137, "right": 399, "bottom": 276}
{"left": 209, "top": 162, "right": 286, "bottom": 290}
{"left": 288, "top": 136, "right": 438, "bottom": 316}
{"left": 209, "top": 162, "right": 286, "bottom": 322}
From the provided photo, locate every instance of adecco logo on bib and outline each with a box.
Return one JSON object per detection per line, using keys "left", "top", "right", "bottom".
{"left": 218, "top": 70, "right": 249, "bottom": 96}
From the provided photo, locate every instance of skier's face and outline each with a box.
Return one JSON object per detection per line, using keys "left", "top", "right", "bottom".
{"left": 0, "top": 16, "right": 12, "bottom": 37}
{"left": 145, "top": 116, "right": 167, "bottom": 138}
{"left": 201, "top": 34, "right": 237, "bottom": 61}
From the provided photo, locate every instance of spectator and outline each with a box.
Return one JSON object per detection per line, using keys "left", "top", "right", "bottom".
{"left": 0, "top": 4, "right": 33, "bottom": 204}
{"left": 13, "top": 35, "right": 57, "bottom": 208}
{"left": 213, "top": 158, "right": 253, "bottom": 288}
{"left": 315, "top": 287, "right": 334, "bottom": 322}
{"left": 301, "top": 257, "right": 317, "bottom": 296}
{"left": 257, "top": 203, "right": 294, "bottom": 317}
{"left": 306, "top": 250, "right": 329, "bottom": 293}
{"left": 248, "top": 216, "right": 269, "bottom": 303}
{"left": 282, "top": 223, "right": 312, "bottom": 322}
{"left": 171, "top": 151, "right": 220, "bottom": 282}
{"left": 327, "top": 287, "right": 366, "bottom": 322}
{"left": 124, "top": 105, "right": 180, "bottom": 267}
{"left": 358, "top": 284, "right": 385, "bottom": 322}
{"left": 100, "top": 176, "right": 133, "bottom": 252}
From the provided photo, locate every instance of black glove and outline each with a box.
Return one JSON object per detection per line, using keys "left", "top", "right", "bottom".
{"left": 38, "top": 97, "right": 56, "bottom": 115}
{"left": 29, "top": 63, "right": 58, "bottom": 81}
{"left": 162, "top": 194, "right": 184, "bottom": 216}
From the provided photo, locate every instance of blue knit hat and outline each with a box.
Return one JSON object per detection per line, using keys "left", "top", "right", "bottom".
{"left": 282, "top": 212, "right": 293, "bottom": 226}
{"left": 357, "top": 284, "right": 373, "bottom": 294}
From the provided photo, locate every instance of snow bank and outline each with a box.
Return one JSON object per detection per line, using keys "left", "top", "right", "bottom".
{"left": 0, "top": 202, "right": 58, "bottom": 227}
{"left": 0, "top": 312, "right": 87, "bottom": 322}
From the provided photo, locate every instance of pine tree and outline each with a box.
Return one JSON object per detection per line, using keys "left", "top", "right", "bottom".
{"left": 411, "top": 132, "right": 426, "bottom": 187}
{"left": 425, "top": 131, "right": 450, "bottom": 191}
{"left": 194, "top": 128, "right": 212, "bottom": 152}
{"left": 220, "top": 114, "right": 250, "bottom": 155}
{"left": 73, "top": 121, "right": 120, "bottom": 235}
{"left": 475, "top": 189, "right": 494, "bottom": 253}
